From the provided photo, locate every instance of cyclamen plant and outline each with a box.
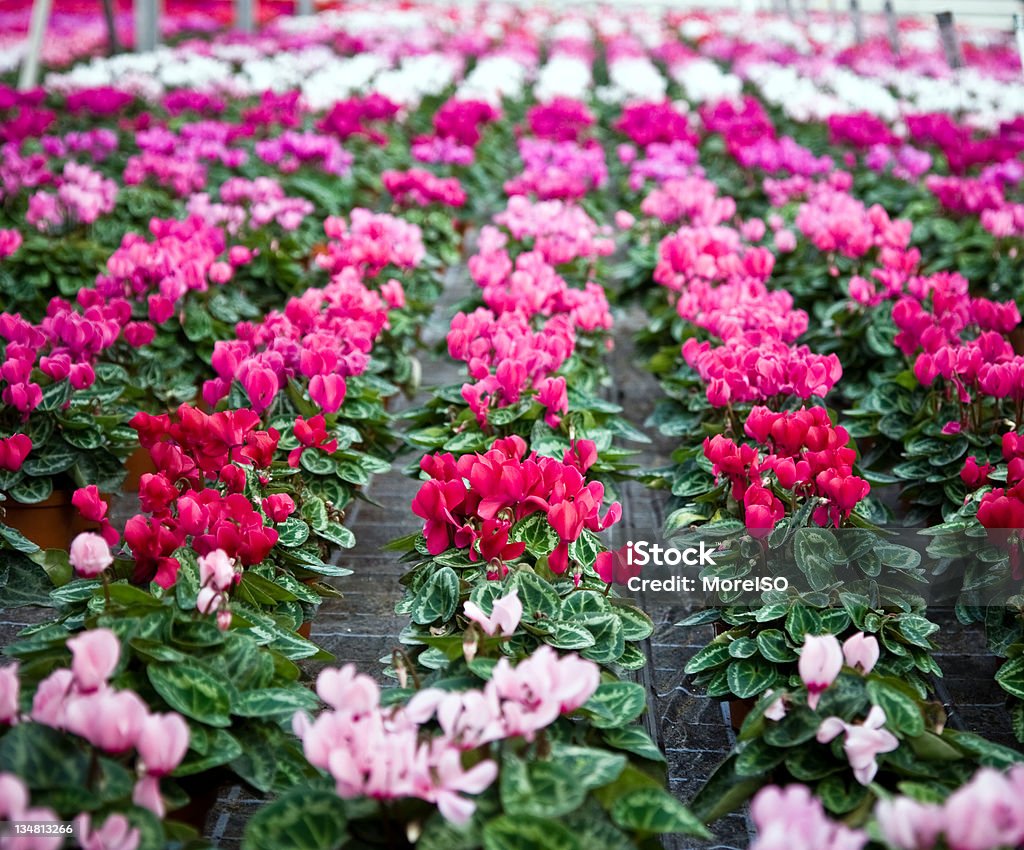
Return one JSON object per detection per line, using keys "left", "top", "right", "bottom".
{"left": 245, "top": 598, "right": 703, "bottom": 850}
{"left": 0, "top": 629, "right": 195, "bottom": 847}
{"left": 392, "top": 436, "right": 654, "bottom": 674}
{"left": 0, "top": 296, "right": 141, "bottom": 508}
{"left": 692, "top": 632, "right": 1024, "bottom": 826}
{"left": 55, "top": 405, "right": 354, "bottom": 626}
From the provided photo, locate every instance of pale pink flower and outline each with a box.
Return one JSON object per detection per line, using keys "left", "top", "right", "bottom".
{"left": 841, "top": 633, "right": 879, "bottom": 675}
{"left": 463, "top": 589, "right": 522, "bottom": 637}
{"left": 67, "top": 629, "right": 120, "bottom": 692}
{"left": 816, "top": 705, "right": 898, "bottom": 785}
{"left": 750, "top": 784, "right": 866, "bottom": 850}
{"left": 198, "top": 549, "right": 236, "bottom": 591}
{"left": 136, "top": 713, "right": 189, "bottom": 776}
{"left": 0, "top": 663, "right": 19, "bottom": 724}
{"left": 30, "top": 669, "right": 74, "bottom": 727}
{"left": 75, "top": 813, "right": 141, "bottom": 850}
{"left": 316, "top": 665, "right": 379, "bottom": 714}
{"left": 0, "top": 773, "right": 29, "bottom": 819}
{"left": 763, "top": 689, "right": 787, "bottom": 721}
{"left": 799, "top": 634, "right": 843, "bottom": 710}
{"left": 70, "top": 532, "right": 113, "bottom": 578}
{"left": 132, "top": 774, "right": 165, "bottom": 818}
{"left": 64, "top": 690, "right": 148, "bottom": 754}
{"left": 874, "top": 796, "right": 943, "bottom": 850}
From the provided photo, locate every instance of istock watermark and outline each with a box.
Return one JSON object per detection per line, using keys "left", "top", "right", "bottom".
{"left": 625, "top": 540, "right": 718, "bottom": 567}
{"left": 604, "top": 537, "right": 793, "bottom": 603}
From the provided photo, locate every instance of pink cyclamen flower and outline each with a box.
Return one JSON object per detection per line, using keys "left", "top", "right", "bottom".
{"left": 309, "top": 373, "right": 346, "bottom": 414}
{"left": 0, "top": 772, "right": 29, "bottom": 820}
{"left": 463, "top": 589, "right": 523, "bottom": 637}
{"left": 798, "top": 633, "right": 843, "bottom": 710}
{"left": 67, "top": 629, "right": 120, "bottom": 692}
{"left": 30, "top": 669, "right": 74, "bottom": 727}
{"left": 0, "top": 663, "right": 19, "bottom": 725}
{"left": 763, "top": 689, "right": 787, "bottom": 722}
{"left": 816, "top": 705, "right": 899, "bottom": 785}
{"left": 750, "top": 784, "right": 867, "bottom": 850}
{"left": 65, "top": 689, "right": 148, "bottom": 754}
{"left": 841, "top": 633, "right": 879, "bottom": 675}
{"left": 75, "top": 813, "right": 141, "bottom": 850}
{"left": 316, "top": 664, "right": 379, "bottom": 715}
{"left": 136, "top": 712, "right": 189, "bottom": 776}
{"left": 132, "top": 774, "right": 165, "bottom": 818}
{"left": 198, "top": 549, "right": 236, "bottom": 591}
{"left": 942, "top": 767, "right": 1024, "bottom": 850}
{"left": 874, "top": 796, "right": 943, "bottom": 850}
{"left": 69, "top": 532, "right": 113, "bottom": 579}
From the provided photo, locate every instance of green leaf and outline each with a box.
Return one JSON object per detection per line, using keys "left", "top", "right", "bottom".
{"left": 793, "top": 527, "right": 839, "bottom": 591}
{"left": 36, "top": 380, "right": 72, "bottom": 411}
{"left": 580, "top": 614, "right": 625, "bottom": 664}
{"left": 0, "top": 524, "right": 39, "bottom": 554}
{"left": 410, "top": 567, "right": 460, "bottom": 625}
{"left": 866, "top": 680, "right": 924, "bottom": 736}
{"left": 551, "top": 744, "right": 628, "bottom": 790}
{"left": 0, "top": 723, "right": 90, "bottom": 788}
{"left": 316, "top": 522, "right": 355, "bottom": 549}
{"left": 726, "top": 658, "right": 778, "bottom": 699}
{"left": 21, "top": 450, "right": 76, "bottom": 477}
{"left": 684, "top": 642, "right": 731, "bottom": 674}
{"left": 500, "top": 753, "right": 589, "bottom": 818}
{"left": 996, "top": 656, "right": 1024, "bottom": 700}
{"left": 242, "top": 788, "right": 349, "bottom": 850}
{"left": 601, "top": 727, "right": 666, "bottom": 763}
{"left": 276, "top": 518, "right": 310, "bottom": 548}
{"left": 300, "top": 450, "right": 337, "bottom": 476}
{"left": 233, "top": 687, "right": 321, "bottom": 722}
{"left": 7, "top": 476, "right": 54, "bottom": 505}
{"left": 584, "top": 681, "right": 646, "bottom": 729}
{"left": 548, "top": 622, "right": 596, "bottom": 650}
{"left": 763, "top": 708, "right": 821, "bottom": 747}
{"left": 817, "top": 775, "right": 869, "bottom": 815}
{"left": 175, "top": 728, "right": 244, "bottom": 776}
{"left": 755, "top": 629, "right": 796, "bottom": 663}
{"left": 512, "top": 570, "right": 560, "bottom": 624}
{"left": 898, "top": 615, "right": 939, "bottom": 649}
{"left": 148, "top": 661, "right": 233, "bottom": 727}
{"left": 875, "top": 544, "right": 922, "bottom": 571}
{"left": 483, "top": 815, "right": 580, "bottom": 850}
{"left": 610, "top": 601, "right": 654, "bottom": 641}
{"left": 610, "top": 788, "right": 710, "bottom": 838}
{"left": 509, "top": 514, "right": 558, "bottom": 559}
{"left": 183, "top": 302, "right": 214, "bottom": 342}
{"left": 785, "top": 605, "right": 823, "bottom": 641}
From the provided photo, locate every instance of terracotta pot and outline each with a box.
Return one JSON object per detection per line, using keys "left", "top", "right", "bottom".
{"left": 1, "top": 490, "right": 76, "bottom": 549}
{"left": 123, "top": 446, "right": 156, "bottom": 492}
{"left": 297, "top": 620, "right": 313, "bottom": 639}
